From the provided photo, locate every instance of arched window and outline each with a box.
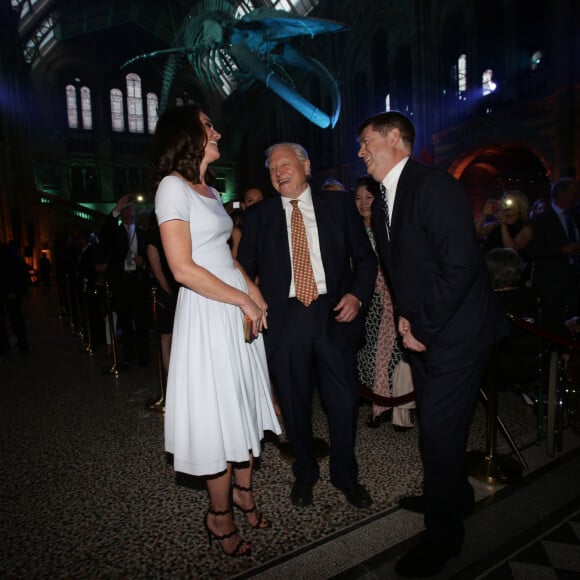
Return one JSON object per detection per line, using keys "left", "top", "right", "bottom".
{"left": 457, "top": 54, "right": 467, "bottom": 96}
{"left": 110, "top": 88, "right": 124, "bottom": 132}
{"left": 146, "top": 92, "right": 159, "bottom": 134}
{"left": 270, "top": 0, "right": 318, "bottom": 15}
{"left": 66, "top": 84, "right": 78, "bottom": 129}
{"left": 66, "top": 83, "right": 92, "bottom": 130}
{"left": 126, "top": 73, "right": 144, "bottom": 133}
{"left": 80, "top": 86, "right": 92, "bottom": 130}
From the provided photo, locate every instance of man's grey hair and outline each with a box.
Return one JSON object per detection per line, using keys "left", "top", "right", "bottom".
{"left": 265, "top": 143, "right": 310, "bottom": 174}
{"left": 551, "top": 177, "right": 575, "bottom": 199}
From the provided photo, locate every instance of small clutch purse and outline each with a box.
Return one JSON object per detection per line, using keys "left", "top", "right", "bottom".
{"left": 243, "top": 315, "right": 258, "bottom": 343}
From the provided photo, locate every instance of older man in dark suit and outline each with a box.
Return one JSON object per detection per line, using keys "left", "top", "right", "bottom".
{"left": 238, "top": 142, "right": 376, "bottom": 509}
{"left": 357, "top": 112, "right": 509, "bottom": 577}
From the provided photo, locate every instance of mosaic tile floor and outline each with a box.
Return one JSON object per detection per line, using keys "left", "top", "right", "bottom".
{"left": 480, "top": 507, "right": 580, "bottom": 580}
{"left": 1, "top": 286, "right": 579, "bottom": 579}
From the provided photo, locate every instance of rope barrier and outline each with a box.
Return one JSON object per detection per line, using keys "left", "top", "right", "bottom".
{"left": 358, "top": 384, "right": 415, "bottom": 407}
{"left": 508, "top": 315, "right": 580, "bottom": 351}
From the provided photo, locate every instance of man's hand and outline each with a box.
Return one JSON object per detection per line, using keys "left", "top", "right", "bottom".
{"left": 398, "top": 316, "right": 427, "bottom": 352}
{"left": 114, "top": 194, "right": 133, "bottom": 214}
{"left": 248, "top": 283, "right": 268, "bottom": 330}
{"left": 333, "top": 293, "right": 361, "bottom": 323}
{"left": 398, "top": 316, "right": 410, "bottom": 336}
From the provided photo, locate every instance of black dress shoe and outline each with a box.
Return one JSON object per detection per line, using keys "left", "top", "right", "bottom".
{"left": 366, "top": 409, "right": 392, "bottom": 428}
{"left": 290, "top": 481, "right": 313, "bottom": 507}
{"left": 393, "top": 424, "right": 414, "bottom": 432}
{"left": 399, "top": 494, "right": 426, "bottom": 513}
{"left": 333, "top": 483, "right": 373, "bottom": 508}
{"left": 395, "top": 537, "right": 460, "bottom": 577}
{"left": 399, "top": 494, "right": 474, "bottom": 516}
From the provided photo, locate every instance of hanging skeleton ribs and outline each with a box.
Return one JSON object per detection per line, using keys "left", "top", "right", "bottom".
{"left": 123, "top": 2, "right": 347, "bottom": 129}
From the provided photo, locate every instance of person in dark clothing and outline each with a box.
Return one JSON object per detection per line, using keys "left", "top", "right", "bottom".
{"left": 100, "top": 195, "right": 150, "bottom": 366}
{"left": 146, "top": 212, "right": 179, "bottom": 374}
{"left": 357, "top": 111, "right": 509, "bottom": 577}
{"left": 0, "top": 241, "right": 30, "bottom": 355}
{"left": 528, "top": 177, "right": 580, "bottom": 333}
{"left": 38, "top": 252, "right": 53, "bottom": 286}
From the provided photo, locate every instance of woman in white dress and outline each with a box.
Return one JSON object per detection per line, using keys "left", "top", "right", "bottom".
{"left": 152, "top": 105, "right": 281, "bottom": 557}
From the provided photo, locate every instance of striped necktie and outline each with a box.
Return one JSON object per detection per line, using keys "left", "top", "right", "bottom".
{"left": 380, "top": 184, "right": 391, "bottom": 239}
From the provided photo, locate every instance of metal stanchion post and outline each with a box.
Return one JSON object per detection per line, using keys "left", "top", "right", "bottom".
{"left": 80, "top": 277, "right": 94, "bottom": 356}
{"left": 146, "top": 286, "right": 166, "bottom": 413}
{"left": 546, "top": 350, "right": 560, "bottom": 456}
{"left": 64, "top": 273, "right": 76, "bottom": 333}
{"left": 102, "top": 281, "right": 124, "bottom": 377}
{"left": 72, "top": 275, "right": 84, "bottom": 338}
{"left": 467, "top": 346, "right": 524, "bottom": 484}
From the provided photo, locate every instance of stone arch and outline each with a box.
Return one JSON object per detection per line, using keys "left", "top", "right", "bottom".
{"left": 449, "top": 143, "right": 551, "bottom": 217}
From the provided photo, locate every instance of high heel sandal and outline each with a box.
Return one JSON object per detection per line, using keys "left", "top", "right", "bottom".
{"left": 203, "top": 508, "right": 251, "bottom": 557}
{"left": 232, "top": 483, "right": 271, "bottom": 529}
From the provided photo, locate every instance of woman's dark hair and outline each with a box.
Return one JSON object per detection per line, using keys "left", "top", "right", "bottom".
{"left": 150, "top": 104, "right": 215, "bottom": 190}
{"left": 354, "top": 175, "right": 380, "bottom": 197}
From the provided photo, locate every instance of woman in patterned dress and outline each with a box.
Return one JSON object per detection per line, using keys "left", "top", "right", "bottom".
{"left": 354, "top": 176, "right": 414, "bottom": 429}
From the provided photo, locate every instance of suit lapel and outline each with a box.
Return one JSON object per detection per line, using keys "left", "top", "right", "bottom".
{"left": 390, "top": 159, "right": 413, "bottom": 235}
{"left": 271, "top": 197, "right": 292, "bottom": 281}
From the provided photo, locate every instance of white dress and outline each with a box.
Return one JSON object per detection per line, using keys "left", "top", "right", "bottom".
{"left": 155, "top": 175, "right": 281, "bottom": 476}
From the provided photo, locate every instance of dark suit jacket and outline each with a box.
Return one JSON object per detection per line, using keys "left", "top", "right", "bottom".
{"left": 238, "top": 189, "right": 377, "bottom": 356}
{"left": 528, "top": 206, "right": 580, "bottom": 297}
{"left": 371, "top": 159, "right": 508, "bottom": 366}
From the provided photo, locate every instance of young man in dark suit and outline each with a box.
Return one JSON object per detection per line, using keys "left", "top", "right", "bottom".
{"left": 238, "top": 143, "right": 376, "bottom": 509}
{"left": 357, "top": 112, "right": 509, "bottom": 577}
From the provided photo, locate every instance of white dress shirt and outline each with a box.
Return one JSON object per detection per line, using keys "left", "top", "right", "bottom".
{"left": 381, "top": 156, "right": 410, "bottom": 226}
{"left": 124, "top": 223, "right": 137, "bottom": 271}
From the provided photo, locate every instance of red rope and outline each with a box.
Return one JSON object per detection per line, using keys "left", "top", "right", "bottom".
{"left": 508, "top": 315, "right": 580, "bottom": 351}
{"left": 359, "top": 313, "right": 580, "bottom": 407}
{"left": 358, "top": 384, "right": 415, "bottom": 407}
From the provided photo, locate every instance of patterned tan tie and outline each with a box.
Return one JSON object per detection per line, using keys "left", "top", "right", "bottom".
{"left": 290, "top": 199, "right": 319, "bottom": 307}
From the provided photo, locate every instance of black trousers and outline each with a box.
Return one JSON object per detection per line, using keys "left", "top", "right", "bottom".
{"left": 410, "top": 346, "right": 491, "bottom": 549}
{"left": 269, "top": 297, "right": 359, "bottom": 488}
{"left": 112, "top": 273, "right": 150, "bottom": 363}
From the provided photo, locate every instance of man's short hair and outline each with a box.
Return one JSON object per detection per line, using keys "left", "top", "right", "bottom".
{"left": 264, "top": 143, "right": 311, "bottom": 178}
{"left": 551, "top": 177, "right": 575, "bottom": 199}
{"left": 321, "top": 178, "right": 345, "bottom": 191}
{"left": 357, "top": 111, "right": 416, "bottom": 152}
{"left": 265, "top": 143, "right": 310, "bottom": 167}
